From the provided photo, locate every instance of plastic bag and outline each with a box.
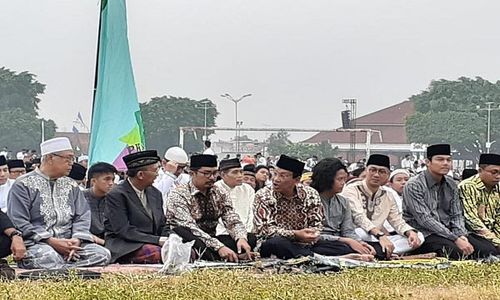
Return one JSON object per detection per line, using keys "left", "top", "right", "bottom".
{"left": 160, "top": 233, "right": 195, "bottom": 274}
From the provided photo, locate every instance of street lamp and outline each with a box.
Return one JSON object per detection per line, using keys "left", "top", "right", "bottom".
{"left": 220, "top": 93, "right": 252, "bottom": 153}
{"left": 477, "top": 102, "right": 500, "bottom": 153}
{"left": 195, "top": 100, "right": 216, "bottom": 141}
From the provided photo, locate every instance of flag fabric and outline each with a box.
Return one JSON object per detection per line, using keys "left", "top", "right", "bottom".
{"left": 89, "top": 0, "right": 145, "bottom": 170}
{"left": 72, "top": 125, "right": 80, "bottom": 134}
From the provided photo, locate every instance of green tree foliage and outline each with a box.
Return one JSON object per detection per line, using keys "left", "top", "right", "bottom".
{"left": 0, "top": 67, "right": 57, "bottom": 151}
{"left": 406, "top": 77, "right": 500, "bottom": 157}
{"left": 267, "top": 131, "right": 338, "bottom": 159}
{"left": 140, "top": 96, "right": 218, "bottom": 154}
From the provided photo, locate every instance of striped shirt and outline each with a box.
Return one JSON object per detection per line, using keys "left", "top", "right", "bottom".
{"left": 458, "top": 174, "right": 500, "bottom": 246}
{"left": 403, "top": 170, "right": 468, "bottom": 241}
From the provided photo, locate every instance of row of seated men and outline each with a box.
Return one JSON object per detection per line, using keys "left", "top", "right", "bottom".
{"left": 0, "top": 138, "right": 498, "bottom": 278}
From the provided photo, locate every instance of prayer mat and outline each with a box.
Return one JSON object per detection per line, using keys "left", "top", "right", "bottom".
{"left": 17, "top": 269, "right": 101, "bottom": 280}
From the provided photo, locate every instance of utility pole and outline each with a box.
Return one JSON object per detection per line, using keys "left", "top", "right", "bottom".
{"left": 477, "top": 102, "right": 500, "bottom": 153}
{"left": 220, "top": 93, "right": 252, "bottom": 153}
{"left": 195, "top": 100, "right": 216, "bottom": 141}
{"left": 342, "top": 98, "right": 357, "bottom": 162}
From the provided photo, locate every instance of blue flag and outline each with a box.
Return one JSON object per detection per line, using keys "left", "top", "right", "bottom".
{"left": 89, "top": 0, "right": 145, "bottom": 170}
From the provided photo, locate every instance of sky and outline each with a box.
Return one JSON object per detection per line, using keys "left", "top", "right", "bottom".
{"left": 1, "top": 0, "right": 500, "bottom": 142}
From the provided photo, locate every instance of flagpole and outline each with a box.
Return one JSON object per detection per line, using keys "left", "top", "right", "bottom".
{"left": 91, "top": 0, "right": 105, "bottom": 127}
{"left": 41, "top": 120, "right": 45, "bottom": 143}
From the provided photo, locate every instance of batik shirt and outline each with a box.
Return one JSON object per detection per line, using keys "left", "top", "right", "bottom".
{"left": 7, "top": 168, "right": 93, "bottom": 246}
{"left": 253, "top": 184, "right": 323, "bottom": 240}
{"left": 459, "top": 174, "right": 500, "bottom": 246}
{"left": 166, "top": 181, "right": 247, "bottom": 251}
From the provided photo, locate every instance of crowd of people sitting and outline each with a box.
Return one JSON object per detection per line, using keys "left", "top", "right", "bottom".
{"left": 0, "top": 137, "right": 498, "bottom": 279}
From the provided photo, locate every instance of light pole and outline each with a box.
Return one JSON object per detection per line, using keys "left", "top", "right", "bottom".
{"left": 195, "top": 100, "right": 216, "bottom": 141}
{"left": 220, "top": 93, "right": 252, "bottom": 153}
{"left": 477, "top": 102, "right": 500, "bottom": 153}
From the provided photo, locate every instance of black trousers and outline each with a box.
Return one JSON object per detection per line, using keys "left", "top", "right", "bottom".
{"left": 366, "top": 242, "right": 389, "bottom": 260}
{"left": 260, "top": 236, "right": 355, "bottom": 259}
{"left": 410, "top": 234, "right": 498, "bottom": 259}
{"left": 0, "top": 234, "right": 11, "bottom": 259}
{"left": 172, "top": 226, "right": 257, "bottom": 261}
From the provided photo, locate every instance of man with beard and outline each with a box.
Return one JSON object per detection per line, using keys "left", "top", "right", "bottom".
{"left": 403, "top": 144, "right": 498, "bottom": 259}
{"left": 166, "top": 154, "right": 254, "bottom": 262}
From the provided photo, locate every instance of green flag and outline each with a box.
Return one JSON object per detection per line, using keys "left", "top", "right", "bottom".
{"left": 89, "top": 0, "right": 145, "bottom": 170}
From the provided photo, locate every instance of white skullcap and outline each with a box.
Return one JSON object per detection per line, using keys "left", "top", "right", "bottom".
{"left": 78, "top": 155, "right": 89, "bottom": 163}
{"left": 40, "top": 137, "right": 73, "bottom": 156}
{"left": 389, "top": 169, "right": 410, "bottom": 181}
{"left": 164, "top": 146, "right": 188, "bottom": 164}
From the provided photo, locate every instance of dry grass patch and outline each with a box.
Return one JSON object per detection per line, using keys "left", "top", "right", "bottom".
{"left": 0, "top": 264, "right": 498, "bottom": 300}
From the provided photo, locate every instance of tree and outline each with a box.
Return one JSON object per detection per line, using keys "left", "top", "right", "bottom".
{"left": 0, "top": 68, "right": 57, "bottom": 152}
{"left": 267, "top": 130, "right": 338, "bottom": 160}
{"left": 140, "top": 96, "right": 218, "bottom": 154}
{"left": 406, "top": 77, "right": 500, "bottom": 158}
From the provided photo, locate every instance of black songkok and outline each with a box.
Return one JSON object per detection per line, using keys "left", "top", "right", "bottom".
{"left": 219, "top": 158, "right": 241, "bottom": 171}
{"left": 190, "top": 154, "right": 217, "bottom": 169}
{"left": 123, "top": 150, "right": 161, "bottom": 169}
{"left": 479, "top": 154, "right": 500, "bottom": 166}
{"left": 7, "top": 159, "right": 25, "bottom": 170}
{"left": 276, "top": 155, "right": 304, "bottom": 177}
{"left": 427, "top": 144, "right": 451, "bottom": 159}
{"left": 366, "top": 154, "right": 390, "bottom": 169}
{"left": 68, "top": 163, "right": 87, "bottom": 181}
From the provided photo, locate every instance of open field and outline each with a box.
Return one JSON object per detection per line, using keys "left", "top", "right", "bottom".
{"left": 0, "top": 264, "right": 499, "bottom": 300}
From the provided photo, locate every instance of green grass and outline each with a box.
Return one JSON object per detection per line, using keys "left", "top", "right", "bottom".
{"left": 0, "top": 264, "right": 499, "bottom": 300}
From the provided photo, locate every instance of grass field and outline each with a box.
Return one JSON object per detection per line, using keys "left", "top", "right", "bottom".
{"left": 0, "top": 264, "right": 498, "bottom": 300}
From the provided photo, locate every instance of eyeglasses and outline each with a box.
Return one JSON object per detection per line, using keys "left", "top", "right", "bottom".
{"left": 196, "top": 171, "right": 218, "bottom": 178}
{"left": 367, "top": 167, "right": 389, "bottom": 176}
{"left": 52, "top": 153, "right": 75, "bottom": 163}
{"left": 483, "top": 169, "right": 500, "bottom": 177}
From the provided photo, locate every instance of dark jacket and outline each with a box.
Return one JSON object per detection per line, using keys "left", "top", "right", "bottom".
{"left": 104, "top": 180, "right": 170, "bottom": 263}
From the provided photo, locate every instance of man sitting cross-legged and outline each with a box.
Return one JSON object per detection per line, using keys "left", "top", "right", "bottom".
{"left": 166, "top": 154, "right": 254, "bottom": 262}
{"left": 404, "top": 144, "right": 498, "bottom": 259}
{"left": 342, "top": 154, "right": 423, "bottom": 260}
{"left": 83, "top": 162, "right": 117, "bottom": 246}
{"left": 310, "top": 158, "right": 376, "bottom": 258}
{"left": 214, "top": 158, "right": 257, "bottom": 249}
{"left": 104, "top": 150, "right": 171, "bottom": 264}
{"left": 8, "top": 137, "right": 111, "bottom": 269}
{"left": 254, "top": 155, "right": 372, "bottom": 260}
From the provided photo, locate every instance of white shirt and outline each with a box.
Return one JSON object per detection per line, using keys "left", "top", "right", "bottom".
{"left": 0, "top": 179, "right": 14, "bottom": 212}
{"left": 382, "top": 186, "right": 403, "bottom": 233}
{"left": 215, "top": 180, "right": 255, "bottom": 235}
{"left": 401, "top": 158, "right": 413, "bottom": 169}
{"left": 203, "top": 148, "right": 215, "bottom": 155}
{"left": 154, "top": 171, "right": 191, "bottom": 213}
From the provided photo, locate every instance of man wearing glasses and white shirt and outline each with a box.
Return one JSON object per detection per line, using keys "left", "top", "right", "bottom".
{"left": 342, "top": 154, "right": 423, "bottom": 260}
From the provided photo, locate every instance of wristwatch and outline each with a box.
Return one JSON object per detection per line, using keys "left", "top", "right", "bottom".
{"left": 374, "top": 232, "right": 385, "bottom": 239}
{"left": 9, "top": 230, "right": 22, "bottom": 239}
